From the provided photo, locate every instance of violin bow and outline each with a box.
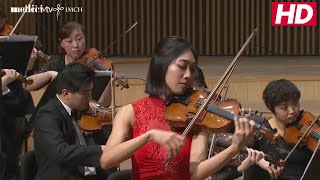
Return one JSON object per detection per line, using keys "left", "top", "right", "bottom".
{"left": 98, "top": 20, "right": 140, "bottom": 57}
{"left": 207, "top": 134, "right": 217, "bottom": 159}
{"left": 165, "top": 28, "right": 258, "bottom": 166}
{"left": 283, "top": 113, "right": 320, "bottom": 163}
{"left": 10, "top": 0, "right": 34, "bottom": 35}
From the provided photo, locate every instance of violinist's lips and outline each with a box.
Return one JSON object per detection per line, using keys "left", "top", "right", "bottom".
{"left": 179, "top": 83, "right": 188, "bottom": 88}
{"left": 288, "top": 116, "right": 297, "bottom": 121}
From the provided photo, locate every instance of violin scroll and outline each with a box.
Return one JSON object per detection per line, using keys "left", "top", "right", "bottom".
{"left": 115, "top": 76, "right": 129, "bottom": 90}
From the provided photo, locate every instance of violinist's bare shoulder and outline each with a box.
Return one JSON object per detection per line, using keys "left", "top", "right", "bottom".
{"left": 113, "top": 104, "right": 135, "bottom": 128}
{"left": 106, "top": 104, "right": 134, "bottom": 147}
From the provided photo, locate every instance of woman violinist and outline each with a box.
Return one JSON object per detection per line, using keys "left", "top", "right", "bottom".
{"left": 244, "top": 79, "right": 312, "bottom": 180}
{"left": 100, "top": 36, "right": 256, "bottom": 179}
{"left": 24, "top": 21, "right": 113, "bottom": 107}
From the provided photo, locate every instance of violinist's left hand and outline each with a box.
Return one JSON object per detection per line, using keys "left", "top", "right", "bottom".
{"left": 230, "top": 117, "right": 256, "bottom": 152}
{"left": 237, "top": 148, "right": 265, "bottom": 172}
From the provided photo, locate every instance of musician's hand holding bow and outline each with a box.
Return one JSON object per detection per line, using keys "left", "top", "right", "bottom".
{"left": 256, "top": 158, "right": 284, "bottom": 180}
{"left": 1, "top": 69, "right": 20, "bottom": 86}
{"left": 148, "top": 129, "right": 184, "bottom": 157}
{"left": 237, "top": 148, "right": 265, "bottom": 173}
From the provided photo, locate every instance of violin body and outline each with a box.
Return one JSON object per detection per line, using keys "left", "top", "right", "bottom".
{"left": 284, "top": 111, "right": 320, "bottom": 151}
{"left": 77, "top": 48, "right": 129, "bottom": 89}
{"left": 77, "top": 100, "right": 113, "bottom": 133}
{"left": 77, "top": 48, "right": 112, "bottom": 71}
{"left": 0, "top": 24, "right": 13, "bottom": 36}
{"left": 165, "top": 89, "right": 279, "bottom": 142}
{"left": 165, "top": 90, "right": 240, "bottom": 133}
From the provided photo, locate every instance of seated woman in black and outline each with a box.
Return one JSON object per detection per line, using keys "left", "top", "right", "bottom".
{"left": 244, "top": 79, "right": 312, "bottom": 180}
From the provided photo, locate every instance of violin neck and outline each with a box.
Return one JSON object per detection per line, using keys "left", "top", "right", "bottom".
{"left": 206, "top": 105, "right": 261, "bottom": 129}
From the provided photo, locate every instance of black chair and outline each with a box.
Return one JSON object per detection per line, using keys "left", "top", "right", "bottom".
{"left": 19, "top": 151, "right": 37, "bottom": 180}
{"left": 107, "top": 169, "right": 132, "bottom": 180}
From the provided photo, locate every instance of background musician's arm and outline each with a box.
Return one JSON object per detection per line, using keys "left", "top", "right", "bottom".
{"left": 23, "top": 71, "right": 57, "bottom": 91}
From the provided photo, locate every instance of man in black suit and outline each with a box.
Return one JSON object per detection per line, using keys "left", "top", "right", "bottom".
{"left": 34, "top": 63, "right": 114, "bottom": 180}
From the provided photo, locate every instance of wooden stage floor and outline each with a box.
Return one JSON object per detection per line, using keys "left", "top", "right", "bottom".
{"left": 111, "top": 55, "right": 320, "bottom": 115}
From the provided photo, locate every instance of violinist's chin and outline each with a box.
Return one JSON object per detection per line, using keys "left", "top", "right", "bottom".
{"left": 287, "top": 115, "right": 297, "bottom": 124}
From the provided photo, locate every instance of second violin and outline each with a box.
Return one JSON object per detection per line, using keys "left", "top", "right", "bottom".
{"left": 77, "top": 100, "right": 113, "bottom": 133}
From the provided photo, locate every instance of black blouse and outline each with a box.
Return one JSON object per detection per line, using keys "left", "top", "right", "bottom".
{"left": 39, "top": 55, "right": 66, "bottom": 73}
{"left": 244, "top": 120, "right": 312, "bottom": 180}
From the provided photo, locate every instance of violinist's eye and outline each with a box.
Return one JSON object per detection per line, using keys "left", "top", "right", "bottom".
{"left": 176, "top": 63, "right": 187, "bottom": 69}
{"left": 280, "top": 106, "right": 287, "bottom": 110}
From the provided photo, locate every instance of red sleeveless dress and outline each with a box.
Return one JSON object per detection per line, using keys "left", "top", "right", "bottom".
{"left": 131, "top": 96, "right": 192, "bottom": 180}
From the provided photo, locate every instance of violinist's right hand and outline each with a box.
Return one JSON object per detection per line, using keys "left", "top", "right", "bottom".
{"left": 231, "top": 117, "right": 256, "bottom": 152}
{"left": 256, "top": 158, "right": 284, "bottom": 180}
{"left": 1, "top": 69, "right": 20, "bottom": 86}
{"left": 148, "top": 129, "right": 184, "bottom": 157}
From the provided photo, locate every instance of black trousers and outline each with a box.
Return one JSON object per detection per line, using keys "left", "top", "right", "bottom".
{"left": 1, "top": 115, "right": 26, "bottom": 180}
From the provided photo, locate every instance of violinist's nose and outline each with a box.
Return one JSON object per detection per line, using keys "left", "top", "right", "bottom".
{"left": 288, "top": 105, "right": 295, "bottom": 115}
{"left": 72, "top": 40, "right": 79, "bottom": 48}
{"left": 183, "top": 66, "right": 192, "bottom": 80}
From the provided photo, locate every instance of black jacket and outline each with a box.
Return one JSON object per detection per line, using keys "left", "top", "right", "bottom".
{"left": 34, "top": 96, "right": 103, "bottom": 180}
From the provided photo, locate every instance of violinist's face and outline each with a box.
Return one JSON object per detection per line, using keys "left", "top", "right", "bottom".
{"left": 274, "top": 100, "right": 300, "bottom": 125}
{"left": 63, "top": 82, "right": 93, "bottom": 112}
{"left": 60, "top": 27, "right": 86, "bottom": 61}
{"left": 165, "top": 49, "right": 196, "bottom": 96}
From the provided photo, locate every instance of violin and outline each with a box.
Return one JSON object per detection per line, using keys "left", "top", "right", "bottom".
{"left": 77, "top": 100, "right": 113, "bottom": 133}
{"left": 0, "top": 24, "right": 14, "bottom": 36}
{"left": 284, "top": 110, "right": 320, "bottom": 152}
{"left": 165, "top": 89, "right": 279, "bottom": 143}
{"left": 1, "top": 70, "right": 33, "bottom": 85}
{"left": 209, "top": 133, "right": 282, "bottom": 168}
{"left": 77, "top": 48, "right": 129, "bottom": 89}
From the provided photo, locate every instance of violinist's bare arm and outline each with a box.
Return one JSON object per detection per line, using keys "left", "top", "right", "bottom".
{"left": 100, "top": 104, "right": 184, "bottom": 170}
{"left": 190, "top": 118, "right": 255, "bottom": 180}
{"left": 100, "top": 104, "right": 143, "bottom": 169}
{"left": 23, "top": 71, "right": 57, "bottom": 91}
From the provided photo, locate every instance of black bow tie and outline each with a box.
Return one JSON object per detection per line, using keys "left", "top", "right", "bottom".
{"left": 71, "top": 110, "right": 81, "bottom": 120}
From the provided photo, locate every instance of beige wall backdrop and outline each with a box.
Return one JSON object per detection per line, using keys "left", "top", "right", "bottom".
{"left": 2, "top": 0, "right": 319, "bottom": 56}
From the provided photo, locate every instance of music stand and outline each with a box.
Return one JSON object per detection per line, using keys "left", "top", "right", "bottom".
{"left": 0, "top": 35, "right": 37, "bottom": 76}
{"left": 300, "top": 139, "right": 320, "bottom": 180}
